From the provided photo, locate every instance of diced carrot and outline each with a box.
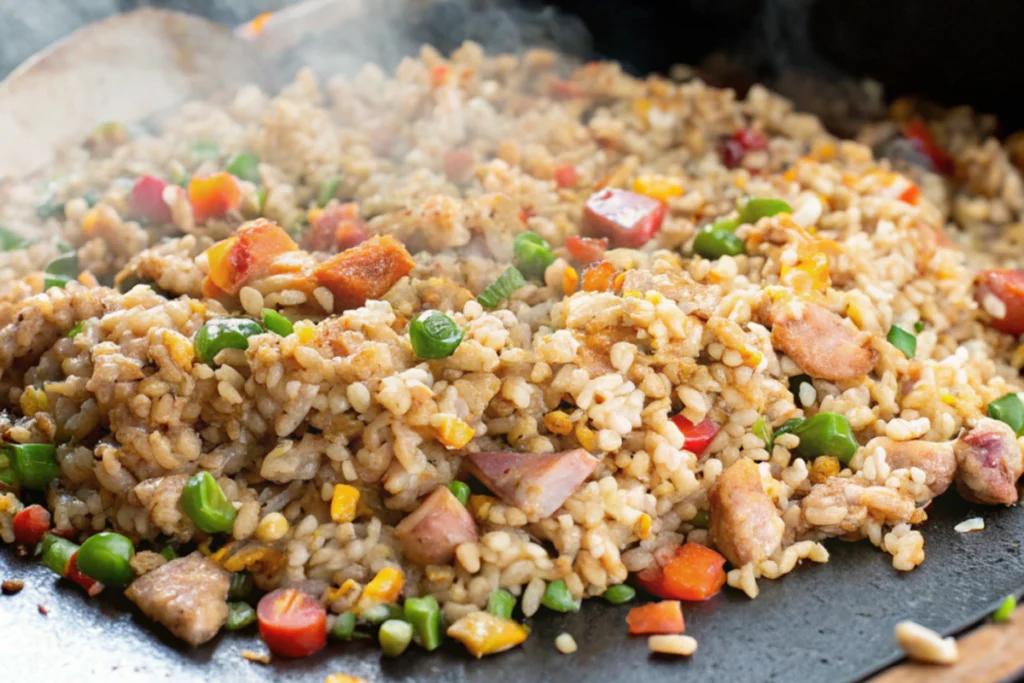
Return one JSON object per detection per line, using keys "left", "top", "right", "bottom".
{"left": 314, "top": 235, "right": 415, "bottom": 311}
{"left": 581, "top": 261, "right": 618, "bottom": 292}
{"left": 430, "top": 65, "right": 449, "bottom": 88}
{"left": 203, "top": 219, "right": 298, "bottom": 295}
{"left": 554, "top": 164, "right": 580, "bottom": 189}
{"left": 566, "top": 235, "right": 608, "bottom": 264}
{"left": 661, "top": 543, "right": 727, "bottom": 601}
{"left": 562, "top": 266, "right": 579, "bottom": 295}
{"left": 626, "top": 601, "right": 685, "bottom": 635}
{"left": 898, "top": 183, "right": 921, "bottom": 205}
{"left": 203, "top": 236, "right": 238, "bottom": 293}
{"left": 188, "top": 172, "right": 242, "bottom": 223}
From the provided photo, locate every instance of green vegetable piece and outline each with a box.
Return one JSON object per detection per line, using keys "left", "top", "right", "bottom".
{"left": 361, "top": 604, "right": 397, "bottom": 625}
{"left": 513, "top": 231, "right": 555, "bottom": 279}
{"left": 159, "top": 546, "right": 178, "bottom": 562}
{"left": 46, "top": 253, "right": 79, "bottom": 278}
{"left": 193, "top": 317, "right": 263, "bottom": 364}
{"left": 77, "top": 532, "right": 135, "bottom": 588}
{"left": 67, "top": 321, "right": 84, "bottom": 339}
{"left": 913, "top": 320, "right": 926, "bottom": 334}
{"left": 225, "top": 601, "right": 257, "bottom": 630}
{"left": 40, "top": 533, "right": 78, "bottom": 576}
{"left": 83, "top": 191, "right": 100, "bottom": 208}
{"left": 487, "top": 589, "right": 516, "bottom": 619}
{"left": 3, "top": 443, "right": 59, "bottom": 490}
{"left": 331, "top": 611, "right": 358, "bottom": 640}
{"left": 887, "top": 324, "right": 917, "bottom": 359}
{"left": 447, "top": 480, "right": 471, "bottom": 507}
{"left": 711, "top": 216, "right": 741, "bottom": 232}
{"left": 404, "top": 595, "right": 443, "bottom": 651}
{"left": 43, "top": 276, "right": 73, "bottom": 290}
{"left": 181, "top": 471, "right": 237, "bottom": 534}
{"left": 0, "top": 466, "right": 17, "bottom": 490}
{"left": 35, "top": 190, "right": 65, "bottom": 220}
{"left": 477, "top": 266, "right": 527, "bottom": 310}
{"left": 753, "top": 416, "right": 773, "bottom": 448}
{"left": 689, "top": 509, "right": 710, "bottom": 528}
{"left": 791, "top": 412, "right": 858, "bottom": 464}
{"left": 993, "top": 595, "right": 1017, "bottom": 623}
{"left": 379, "top": 619, "right": 414, "bottom": 657}
{"left": 739, "top": 197, "right": 792, "bottom": 224}
{"left": 693, "top": 224, "right": 745, "bottom": 259}
{"left": 225, "top": 152, "right": 261, "bottom": 184}
{"left": 541, "top": 579, "right": 580, "bottom": 613}
{"left": 261, "top": 309, "right": 294, "bottom": 337}
{"left": 0, "top": 226, "right": 28, "bottom": 251}
{"left": 228, "top": 572, "right": 254, "bottom": 601}
{"left": 987, "top": 393, "right": 1024, "bottom": 436}
{"left": 317, "top": 176, "right": 342, "bottom": 207}
{"left": 602, "top": 584, "right": 636, "bottom": 605}
{"left": 191, "top": 140, "right": 219, "bottom": 162}
{"left": 409, "top": 310, "right": 464, "bottom": 359}
{"left": 55, "top": 240, "right": 74, "bottom": 254}
{"left": 773, "top": 417, "right": 805, "bottom": 442}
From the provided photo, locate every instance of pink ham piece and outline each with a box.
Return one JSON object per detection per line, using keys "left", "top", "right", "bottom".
{"left": 394, "top": 486, "right": 479, "bottom": 566}
{"left": 465, "top": 448, "right": 599, "bottom": 519}
{"left": 582, "top": 188, "right": 665, "bottom": 248}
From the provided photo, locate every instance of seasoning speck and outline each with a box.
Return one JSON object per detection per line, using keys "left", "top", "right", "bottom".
{"left": 241, "top": 650, "right": 271, "bottom": 664}
{"left": 2, "top": 579, "right": 25, "bottom": 595}
{"left": 38, "top": 604, "right": 49, "bottom": 616}
{"left": 554, "top": 632, "right": 577, "bottom": 654}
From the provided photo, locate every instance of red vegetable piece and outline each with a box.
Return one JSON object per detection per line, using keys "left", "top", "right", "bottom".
{"left": 566, "top": 235, "right": 609, "bottom": 264}
{"left": 733, "top": 128, "right": 767, "bottom": 151}
{"left": 129, "top": 175, "right": 172, "bottom": 224}
{"left": 67, "top": 552, "right": 104, "bottom": 597}
{"left": 553, "top": 164, "right": 580, "bottom": 189}
{"left": 257, "top": 588, "right": 327, "bottom": 658}
{"left": 582, "top": 188, "right": 665, "bottom": 249}
{"left": 626, "top": 600, "right": 685, "bottom": 635}
{"left": 670, "top": 415, "right": 720, "bottom": 456}
{"left": 12, "top": 504, "right": 50, "bottom": 546}
{"left": 902, "top": 119, "right": 954, "bottom": 175}
{"left": 660, "top": 543, "right": 727, "bottom": 601}
{"left": 975, "top": 269, "right": 1024, "bottom": 335}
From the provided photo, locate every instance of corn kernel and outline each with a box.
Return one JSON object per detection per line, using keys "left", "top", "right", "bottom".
{"left": 19, "top": 387, "right": 49, "bottom": 416}
{"left": 468, "top": 494, "right": 496, "bottom": 520}
{"left": 325, "top": 578, "right": 360, "bottom": 603}
{"left": 562, "top": 266, "right": 579, "bottom": 295}
{"left": 809, "top": 456, "right": 840, "bottom": 484}
{"left": 780, "top": 241, "right": 831, "bottom": 295}
{"left": 330, "top": 484, "right": 360, "bottom": 524}
{"left": 622, "top": 289, "right": 642, "bottom": 299}
{"left": 325, "top": 676, "right": 367, "bottom": 683}
{"left": 632, "top": 174, "right": 684, "bottom": 202}
{"left": 575, "top": 422, "right": 597, "bottom": 452}
{"left": 613, "top": 272, "right": 627, "bottom": 292}
{"left": 1012, "top": 345, "right": 1024, "bottom": 369}
{"left": 255, "top": 511, "right": 290, "bottom": 542}
{"left": 295, "top": 321, "right": 316, "bottom": 344}
{"left": 783, "top": 168, "right": 797, "bottom": 183}
{"left": 544, "top": 410, "right": 573, "bottom": 435}
{"left": 80, "top": 206, "right": 104, "bottom": 238}
{"left": 739, "top": 346, "right": 763, "bottom": 368}
{"left": 940, "top": 393, "right": 957, "bottom": 406}
{"left": 222, "top": 546, "right": 287, "bottom": 575}
{"left": 435, "top": 415, "right": 475, "bottom": 449}
{"left": 447, "top": 611, "right": 529, "bottom": 658}
{"left": 356, "top": 566, "right": 404, "bottom": 612}
{"left": 635, "top": 513, "right": 652, "bottom": 540}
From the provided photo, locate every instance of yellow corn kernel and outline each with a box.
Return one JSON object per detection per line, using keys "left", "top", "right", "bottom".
{"left": 780, "top": 242, "right": 831, "bottom": 295}
{"left": 645, "top": 291, "right": 664, "bottom": 305}
{"left": 330, "top": 484, "right": 360, "bottom": 524}
{"left": 435, "top": 415, "right": 475, "bottom": 449}
{"left": 294, "top": 321, "right": 316, "bottom": 344}
{"left": 783, "top": 168, "right": 797, "bottom": 183}
{"left": 308, "top": 206, "right": 324, "bottom": 225}
{"left": 810, "top": 140, "right": 836, "bottom": 161}
{"left": 809, "top": 456, "right": 840, "bottom": 485}
{"left": 325, "top": 578, "right": 360, "bottom": 604}
{"left": 562, "top": 266, "right": 578, "bottom": 295}
{"left": 356, "top": 566, "right": 404, "bottom": 612}
{"left": 613, "top": 272, "right": 627, "bottom": 292}
{"left": 325, "top": 676, "right": 367, "bottom": 683}
{"left": 0, "top": 496, "right": 11, "bottom": 514}
{"left": 635, "top": 513, "right": 652, "bottom": 540}
{"left": 940, "top": 393, "right": 957, "bottom": 406}
{"left": 733, "top": 175, "right": 747, "bottom": 190}
{"left": 739, "top": 346, "right": 763, "bottom": 368}
{"left": 210, "top": 540, "right": 238, "bottom": 564}
{"left": 222, "top": 546, "right": 287, "bottom": 574}
{"left": 574, "top": 422, "right": 597, "bottom": 452}
{"left": 633, "top": 98, "right": 652, "bottom": 122}
{"left": 622, "top": 289, "right": 642, "bottom": 299}
{"left": 468, "top": 494, "right": 496, "bottom": 520}
{"left": 544, "top": 410, "right": 573, "bottom": 435}
{"left": 447, "top": 611, "right": 529, "bottom": 658}
{"left": 80, "top": 206, "right": 104, "bottom": 238}
{"left": 1012, "top": 344, "right": 1024, "bottom": 369}
{"left": 19, "top": 386, "right": 49, "bottom": 416}
{"left": 632, "top": 174, "right": 684, "bottom": 203}
{"left": 255, "top": 511, "right": 289, "bottom": 543}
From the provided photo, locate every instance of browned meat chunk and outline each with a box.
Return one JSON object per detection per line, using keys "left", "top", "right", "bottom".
{"left": 465, "top": 448, "right": 599, "bottom": 519}
{"left": 770, "top": 301, "right": 876, "bottom": 381}
{"left": 124, "top": 552, "right": 229, "bottom": 646}
{"left": 866, "top": 437, "right": 957, "bottom": 498}
{"left": 314, "top": 235, "right": 415, "bottom": 311}
{"left": 954, "top": 418, "right": 1023, "bottom": 505}
{"left": 799, "top": 476, "right": 920, "bottom": 537}
{"left": 394, "top": 486, "right": 479, "bottom": 565}
{"left": 708, "top": 458, "right": 784, "bottom": 566}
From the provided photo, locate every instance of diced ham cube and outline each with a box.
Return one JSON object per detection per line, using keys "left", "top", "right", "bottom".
{"left": 465, "top": 448, "right": 599, "bottom": 519}
{"left": 313, "top": 235, "right": 415, "bottom": 311}
{"left": 394, "top": 486, "right": 479, "bottom": 565}
{"left": 129, "top": 175, "right": 172, "bottom": 224}
{"left": 582, "top": 188, "right": 665, "bottom": 248}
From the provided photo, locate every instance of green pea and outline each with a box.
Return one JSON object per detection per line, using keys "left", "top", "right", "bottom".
{"left": 181, "top": 471, "right": 237, "bottom": 534}
{"left": 409, "top": 310, "right": 464, "bottom": 359}
{"left": 225, "top": 601, "right": 257, "bottom": 630}
{"left": 448, "top": 480, "right": 471, "bottom": 507}
{"left": 913, "top": 320, "right": 926, "bottom": 333}
{"left": 77, "top": 532, "right": 135, "bottom": 588}
{"left": 228, "top": 572, "right": 254, "bottom": 601}
{"left": 40, "top": 533, "right": 79, "bottom": 576}
{"left": 987, "top": 393, "right": 1024, "bottom": 436}
{"left": 992, "top": 595, "right": 1016, "bottom": 623}
{"left": 331, "top": 611, "right": 358, "bottom": 640}
{"left": 225, "top": 152, "right": 261, "bottom": 184}
{"left": 477, "top": 266, "right": 527, "bottom": 310}
{"left": 486, "top": 588, "right": 516, "bottom": 619}
{"left": 379, "top": 619, "right": 414, "bottom": 657}
{"left": 739, "top": 197, "right": 792, "bottom": 224}
{"left": 191, "top": 140, "right": 219, "bottom": 162}
{"left": 261, "top": 309, "right": 294, "bottom": 337}
{"left": 0, "top": 226, "right": 28, "bottom": 251}
{"left": 541, "top": 579, "right": 580, "bottom": 613}
{"left": 513, "top": 231, "right": 555, "bottom": 279}
{"left": 693, "top": 224, "right": 745, "bottom": 259}
{"left": 2, "top": 443, "right": 59, "bottom": 490}
{"left": 791, "top": 412, "right": 858, "bottom": 464}
{"left": 404, "top": 595, "right": 443, "bottom": 651}
{"left": 887, "top": 324, "right": 916, "bottom": 359}
{"left": 602, "top": 584, "right": 636, "bottom": 605}
{"left": 689, "top": 509, "right": 710, "bottom": 528}
{"left": 317, "top": 176, "right": 342, "bottom": 207}
{"left": 193, "top": 317, "right": 263, "bottom": 364}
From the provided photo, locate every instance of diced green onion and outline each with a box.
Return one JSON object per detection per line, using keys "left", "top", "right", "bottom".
{"left": 693, "top": 224, "right": 745, "bottom": 259}
{"left": 76, "top": 532, "right": 135, "bottom": 588}
{"left": 404, "top": 595, "right": 443, "bottom": 651}
{"left": 513, "top": 232, "right": 555, "bottom": 279}
{"left": 0, "top": 226, "right": 28, "bottom": 251}
{"left": 181, "top": 471, "right": 237, "bottom": 534}
{"left": 541, "top": 579, "right": 580, "bottom": 613}
{"left": 83, "top": 191, "right": 100, "bottom": 208}
{"left": 379, "top": 619, "right": 414, "bottom": 657}
{"left": 487, "top": 589, "right": 516, "bottom": 619}
{"left": 331, "top": 611, "right": 357, "bottom": 640}
{"left": 261, "top": 309, "right": 294, "bottom": 337}
{"left": 409, "top": 310, "right": 464, "bottom": 359}
{"left": 791, "top": 412, "right": 858, "bottom": 464}
{"left": 689, "top": 509, "right": 710, "bottom": 528}
{"left": 993, "top": 595, "right": 1017, "bottom": 623}
{"left": 159, "top": 546, "right": 178, "bottom": 562}
{"left": 739, "top": 197, "right": 792, "bottom": 224}
{"left": 43, "top": 252, "right": 79, "bottom": 290}
{"left": 887, "top": 324, "right": 917, "bottom": 359}
{"left": 193, "top": 317, "right": 263, "bottom": 364}
{"left": 2, "top": 443, "right": 59, "bottom": 490}
{"left": 602, "top": 584, "right": 636, "bottom": 605}
{"left": 448, "top": 481, "right": 471, "bottom": 507}
{"left": 477, "top": 266, "right": 526, "bottom": 310}
{"left": 40, "top": 533, "right": 78, "bottom": 576}
{"left": 317, "top": 176, "right": 342, "bottom": 207}
{"left": 753, "top": 416, "right": 773, "bottom": 448}
{"left": 190, "top": 140, "right": 219, "bottom": 162}
{"left": 67, "top": 321, "right": 85, "bottom": 339}
{"left": 226, "top": 601, "right": 257, "bottom": 630}
{"left": 773, "top": 417, "right": 805, "bottom": 441}
{"left": 987, "top": 393, "right": 1024, "bottom": 436}
{"left": 228, "top": 572, "right": 254, "bottom": 601}
{"left": 913, "top": 320, "right": 926, "bottom": 333}
{"left": 35, "top": 191, "right": 65, "bottom": 220}
{"left": 225, "top": 152, "right": 261, "bottom": 184}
